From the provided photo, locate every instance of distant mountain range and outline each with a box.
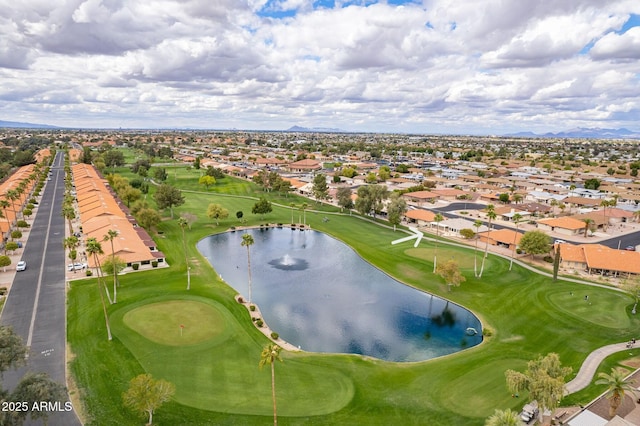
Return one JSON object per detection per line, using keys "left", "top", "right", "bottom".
{"left": 287, "top": 125, "right": 347, "bottom": 133}
{"left": 507, "top": 127, "right": 640, "bottom": 139}
{"left": 0, "top": 119, "right": 58, "bottom": 129}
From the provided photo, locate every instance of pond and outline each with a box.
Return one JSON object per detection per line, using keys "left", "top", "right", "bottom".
{"left": 197, "top": 228, "right": 482, "bottom": 362}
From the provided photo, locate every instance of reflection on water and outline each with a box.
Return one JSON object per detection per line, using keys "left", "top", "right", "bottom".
{"left": 197, "top": 228, "right": 482, "bottom": 362}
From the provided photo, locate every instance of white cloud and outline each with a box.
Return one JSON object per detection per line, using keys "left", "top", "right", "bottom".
{"left": 0, "top": 0, "right": 637, "bottom": 132}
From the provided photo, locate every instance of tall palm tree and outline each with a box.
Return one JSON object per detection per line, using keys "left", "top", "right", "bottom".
{"left": 479, "top": 204, "right": 496, "bottom": 278}
{"left": 485, "top": 408, "right": 520, "bottom": 426}
{"left": 600, "top": 199, "right": 611, "bottom": 231}
{"left": 595, "top": 369, "right": 636, "bottom": 418}
{"left": 259, "top": 344, "right": 283, "bottom": 426}
{"left": 241, "top": 233, "right": 255, "bottom": 304}
{"left": 0, "top": 199, "right": 10, "bottom": 226}
{"left": 103, "top": 229, "right": 119, "bottom": 303}
{"left": 433, "top": 213, "right": 444, "bottom": 273}
{"left": 86, "top": 238, "right": 112, "bottom": 341}
{"left": 178, "top": 217, "right": 190, "bottom": 290}
{"left": 473, "top": 219, "right": 483, "bottom": 277}
{"left": 583, "top": 218, "right": 594, "bottom": 237}
{"left": 289, "top": 203, "right": 296, "bottom": 224}
{"left": 509, "top": 213, "right": 522, "bottom": 271}
{"left": 62, "top": 204, "right": 76, "bottom": 234}
{"left": 300, "top": 203, "right": 308, "bottom": 227}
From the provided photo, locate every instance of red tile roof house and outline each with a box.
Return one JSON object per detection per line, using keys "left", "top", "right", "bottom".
{"left": 537, "top": 217, "right": 586, "bottom": 237}
{"left": 559, "top": 243, "right": 640, "bottom": 278}
{"left": 477, "top": 228, "right": 523, "bottom": 250}
{"left": 285, "top": 159, "right": 322, "bottom": 172}
{"left": 402, "top": 190, "right": 439, "bottom": 207}
{"left": 404, "top": 209, "right": 436, "bottom": 227}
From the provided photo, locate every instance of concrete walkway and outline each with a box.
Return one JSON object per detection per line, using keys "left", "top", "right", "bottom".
{"left": 565, "top": 341, "right": 636, "bottom": 394}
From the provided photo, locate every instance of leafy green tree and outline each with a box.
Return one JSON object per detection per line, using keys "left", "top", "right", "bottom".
{"left": 387, "top": 192, "right": 407, "bottom": 231}
{"left": 584, "top": 178, "right": 601, "bottom": 190}
{"left": 485, "top": 408, "right": 520, "bottom": 426}
{"left": 505, "top": 353, "right": 571, "bottom": 418}
{"left": 122, "top": 374, "right": 175, "bottom": 426}
{"left": 153, "top": 167, "right": 168, "bottom": 182}
{"left": 154, "top": 184, "right": 185, "bottom": 218}
{"left": 519, "top": 230, "right": 552, "bottom": 258}
{"left": 252, "top": 197, "right": 273, "bottom": 218}
{"left": 199, "top": 175, "right": 216, "bottom": 190}
{"left": 4, "top": 241, "right": 18, "bottom": 255}
{"left": 498, "top": 193, "right": 510, "bottom": 204}
{"left": 241, "top": 234, "right": 255, "bottom": 304}
{"left": 207, "top": 203, "right": 229, "bottom": 225}
{"left": 136, "top": 208, "right": 162, "bottom": 232}
{"left": 10, "top": 230, "right": 22, "bottom": 241}
{"left": 259, "top": 344, "right": 283, "bottom": 426}
{"left": 121, "top": 186, "right": 142, "bottom": 207}
{"left": 0, "top": 326, "right": 27, "bottom": 374}
{"left": 236, "top": 210, "right": 244, "bottom": 222}
{"left": 336, "top": 187, "right": 353, "bottom": 212}
{"left": 103, "top": 149, "right": 125, "bottom": 169}
{"left": 435, "top": 259, "right": 466, "bottom": 291}
{"left": 460, "top": 228, "right": 475, "bottom": 239}
{"left": 595, "top": 369, "right": 637, "bottom": 418}
{"left": 11, "top": 372, "right": 68, "bottom": 426}
{"left": 0, "top": 255, "right": 11, "bottom": 272}
{"left": 312, "top": 174, "right": 329, "bottom": 201}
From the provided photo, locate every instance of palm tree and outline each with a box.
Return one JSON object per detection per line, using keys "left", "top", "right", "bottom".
{"left": 103, "top": 229, "right": 119, "bottom": 303}
{"left": 62, "top": 204, "right": 76, "bottom": 234}
{"left": 86, "top": 238, "right": 112, "bottom": 341}
{"left": 509, "top": 213, "right": 522, "bottom": 271}
{"left": 433, "top": 213, "right": 444, "bottom": 273}
{"left": 473, "top": 219, "right": 483, "bottom": 277}
{"left": 300, "top": 203, "right": 308, "bottom": 227}
{"left": 479, "top": 204, "right": 496, "bottom": 278}
{"left": 513, "top": 193, "right": 523, "bottom": 204}
{"left": 595, "top": 369, "right": 636, "bottom": 418}
{"left": 259, "top": 344, "right": 283, "bottom": 426}
{"left": 600, "top": 199, "right": 611, "bottom": 231}
{"left": 241, "top": 233, "right": 255, "bottom": 304}
{"left": 0, "top": 199, "right": 11, "bottom": 227}
{"left": 583, "top": 218, "right": 594, "bottom": 237}
{"left": 178, "top": 217, "right": 190, "bottom": 290}
{"left": 289, "top": 203, "right": 296, "bottom": 224}
{"left": 485, "top": 408, "right": 520, "bottom": 426}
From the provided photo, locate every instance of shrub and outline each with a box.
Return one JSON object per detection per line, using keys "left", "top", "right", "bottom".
{"left": 151, "top": 261, "right": 158, "bottom": 268}
{"left": 237, "top": 296, "right": 244, "bottom": 304}
{"left": 543, "top": 256, "right": 553, "bottom": 263}
{"left": 29, "top": 198, "right": 36, "bottom": 204}
{"left": 255, "top": 319, "right": 264, "bottom": 327}
{"left": 86, "top": 270, "right": 93, "bottom": 276}
{"left": 270, "top": 332, "right": 279, "bottom": 340}
{"left": 482, "top": 327, "right": 493, "bottom": 337}
{"left": 132, "top": 263, "right": 139, "bottom": 270}
{"left": 249, "top": 305, "right": 256, "bottom": 312}
{"left": 0, "top": 287, "right": 7, "bottom": 295}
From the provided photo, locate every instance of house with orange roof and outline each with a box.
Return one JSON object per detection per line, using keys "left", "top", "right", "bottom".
{"left": 404, "top": 209, "right": 436, "bottom": 227}
{"left": 431, "top": 188, "right": 467, "bottom": 201}
{"left": 537, "top": 217, "right": 586, "bottom": 236}
{"left": 477, "top": 228, "right": 523, "bottom": 250}
{"left": 559, "top": 244, "right": 640, "bottom": 277}
{"left": 402, "top": 190, "right": 438, "bottom": 206}
{"left": 285, "top": 159, "right": 322, "bottom": 172}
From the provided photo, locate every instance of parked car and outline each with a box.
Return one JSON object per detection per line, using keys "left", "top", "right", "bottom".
{"left": 520, "top": 401, "right": 539, "bottom": 424}
{"left": 625, "top": 246, "right": 636, "bottom": 251}
{"left": 554, "top": 239, "right": 566, "bottom": 245}
{"left": 16, "top": 260, "right": 27, "bottom": 272}
{"left": 68, "top": 262, "right": 87, "bottom": 271}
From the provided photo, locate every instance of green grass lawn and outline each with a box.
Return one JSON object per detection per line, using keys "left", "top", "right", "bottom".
{"left": 67, "top": 172, "right": 640, "bottom": 425}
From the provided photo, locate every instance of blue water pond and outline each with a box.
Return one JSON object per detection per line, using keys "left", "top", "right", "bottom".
{"left": 197, "top": 228, "right": 482, "bottom": 362}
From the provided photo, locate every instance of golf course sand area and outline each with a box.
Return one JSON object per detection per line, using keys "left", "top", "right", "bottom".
{"left": 110, "top": 295, "right": 355, "bottom": 415}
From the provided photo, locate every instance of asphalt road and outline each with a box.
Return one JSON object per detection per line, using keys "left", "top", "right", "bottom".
{"left": 1, "top": 152, "right": 81, "bottom": 426}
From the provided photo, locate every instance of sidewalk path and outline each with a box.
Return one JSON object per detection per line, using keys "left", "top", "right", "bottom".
{"left": 565, "top": 342, "right": 634, "bottom": 394}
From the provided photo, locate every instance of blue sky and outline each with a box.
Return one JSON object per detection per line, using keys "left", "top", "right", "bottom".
{"left": 0, "top": 1, "right": 639, "bottom": 134}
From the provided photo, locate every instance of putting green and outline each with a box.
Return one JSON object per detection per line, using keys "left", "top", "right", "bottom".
{"left": 545, "top": 288, "right": 632, "bottom": 329}
{"left": 123, "top": 300, "right": 225, "bottom": 346}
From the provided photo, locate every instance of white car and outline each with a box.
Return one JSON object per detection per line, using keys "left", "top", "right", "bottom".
{"left": 68, "top": 262, "right": 87, "bottom": 271}
{"left": 16, "top": 260, "right": 27, "bottom": 271}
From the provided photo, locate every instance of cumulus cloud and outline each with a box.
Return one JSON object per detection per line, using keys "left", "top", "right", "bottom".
{"left": 0, "top": 0, "right": 638, "bottom": 132}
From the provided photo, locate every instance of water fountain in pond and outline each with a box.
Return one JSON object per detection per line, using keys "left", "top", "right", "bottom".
{"left": 269, "top": 254, "right": 309, "bottom": 271}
